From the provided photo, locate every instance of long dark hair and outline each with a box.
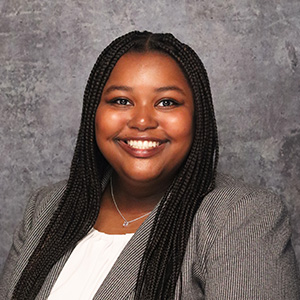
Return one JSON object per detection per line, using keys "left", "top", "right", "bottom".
{"left": 13, "top": 31, "right": 218, "bottom": 299}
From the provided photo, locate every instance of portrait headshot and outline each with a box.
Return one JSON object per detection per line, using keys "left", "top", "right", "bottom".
{"left": 0, "top": 0, "right": 300, "bottom": 299}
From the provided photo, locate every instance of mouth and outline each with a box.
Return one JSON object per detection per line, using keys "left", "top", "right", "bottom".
{"left": 125, "top": 140, "right": 161, "bottom": 150}
{"left": 116, "top": 138, "right": 167, "bottom": 158}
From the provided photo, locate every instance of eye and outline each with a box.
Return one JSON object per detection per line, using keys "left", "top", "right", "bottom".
{"left": 157, "top": 99, "right": 179, "bottom": 107}
{"left": 110, "top": 98, "right": 131, "bottom": 106}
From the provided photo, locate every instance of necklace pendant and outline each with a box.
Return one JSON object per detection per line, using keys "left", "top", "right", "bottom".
{"left": 123, "top": 221, "right": 129, "bottom": 227}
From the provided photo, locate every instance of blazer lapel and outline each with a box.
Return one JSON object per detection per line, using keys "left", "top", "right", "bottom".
{"left": 36, "top": 194, "right": 158, "bottom": 300}
{"left": 36, "top": 249, "right": 73, "bottom": 299}
{"left": 17, "top": 170, "right": 157, "bottom": 300}
{"left": 6, "top": 182, "right": 67, "bottom": 299}
{"left": 93, "top": 206, "right": 157, "bottom": 300}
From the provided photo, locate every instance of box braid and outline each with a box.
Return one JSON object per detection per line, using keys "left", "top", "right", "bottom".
{"left": 12, "top": 31, "right": 218, "bottom": 300}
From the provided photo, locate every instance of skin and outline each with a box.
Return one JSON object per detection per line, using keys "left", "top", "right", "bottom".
{"left": 94, "top": 52, "right": 194, "bottom": 234}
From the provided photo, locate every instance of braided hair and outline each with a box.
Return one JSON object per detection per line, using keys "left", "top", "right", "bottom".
{"left": 12, "top": 31, "right": 218, "bottom": 299}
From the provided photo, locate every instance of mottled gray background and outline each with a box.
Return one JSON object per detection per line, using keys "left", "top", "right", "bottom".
{"left": 1, "top": 0, "right": 299, "bottom": 273}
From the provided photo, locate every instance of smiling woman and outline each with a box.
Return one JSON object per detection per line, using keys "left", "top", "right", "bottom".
{"left": 1, "top": 31, "right": 299, "bottom": 300}
{"left": 93, "top": 52, "right": 194, "bottom": 234}
{"left": 95, "top": 52, "right": 194, "bottom": 186}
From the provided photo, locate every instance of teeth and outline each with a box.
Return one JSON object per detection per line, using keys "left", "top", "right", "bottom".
{"left": 127, "top": 140, "right": 160, "bottom": 149}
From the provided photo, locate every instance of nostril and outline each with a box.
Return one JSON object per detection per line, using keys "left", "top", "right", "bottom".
{"left": 127, "top": 114, "right": 158, "bottom": 130}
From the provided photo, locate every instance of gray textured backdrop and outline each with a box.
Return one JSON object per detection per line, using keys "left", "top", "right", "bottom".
{"left": 1, "top": 0, "right": 299, "bottom": 273}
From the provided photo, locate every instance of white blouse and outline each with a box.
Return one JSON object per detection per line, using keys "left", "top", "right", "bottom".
{"left": 48, "top": 228, "right": 134, "bottom": 300}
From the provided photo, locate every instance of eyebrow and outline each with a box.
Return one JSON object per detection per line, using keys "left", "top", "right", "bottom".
{"left": 104, "top": 85, "right": 186, "bottom": 96}
{"left": 154, "top": 86, "right": 186, "bottom": 96}
{"left": 104, "top": 85, "right": 133, "bottom": 94}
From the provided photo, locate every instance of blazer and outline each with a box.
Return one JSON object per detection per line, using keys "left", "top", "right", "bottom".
{"left": 1, "top": 173, "right": 300, "bottom": 299}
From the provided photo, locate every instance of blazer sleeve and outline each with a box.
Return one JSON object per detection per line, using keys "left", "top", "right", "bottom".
{"left": 0, "top": 182, "right": 66, "bottom": 299}
{"left": 204, "top": 190, "right": 300, "bottom": 300}
{"left": 0, "top": 187, "right": 45, "bottom": 298}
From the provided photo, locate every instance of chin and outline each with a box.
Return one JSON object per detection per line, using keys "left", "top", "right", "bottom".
{"left": 120, "top": 169, "right": 165, "bottom": 184}
{"left": 127, "top": 173, "right": 161, "bottom": 183}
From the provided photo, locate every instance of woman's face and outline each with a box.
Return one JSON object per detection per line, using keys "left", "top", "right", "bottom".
{"left": 95, "top": 52, "right": 194, "bottom": 185}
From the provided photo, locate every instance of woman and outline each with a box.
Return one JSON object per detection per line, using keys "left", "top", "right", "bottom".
{"left": 0, "top": 31, "right": 299, "bottom": 299}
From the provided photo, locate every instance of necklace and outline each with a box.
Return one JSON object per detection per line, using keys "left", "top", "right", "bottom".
{"left": 110, "top": 178, "right": 152, "bottom": 227}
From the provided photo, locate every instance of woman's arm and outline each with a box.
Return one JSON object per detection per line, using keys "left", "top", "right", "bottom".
{"left": 0, "top": 187, "right": 44, "bottom": 298}
{"left": 0, "top": 181, "right": 66, "bottom": 299}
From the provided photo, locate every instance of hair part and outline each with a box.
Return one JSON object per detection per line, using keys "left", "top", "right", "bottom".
{"left": 13, "top": 31, "right": 218, "bottom": 299}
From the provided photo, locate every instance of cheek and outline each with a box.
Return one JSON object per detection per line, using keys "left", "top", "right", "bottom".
{"left": 162, "top": 111, "right": 194, "bottom": 142}
{"left": 95, "top": 108, "right": 125, "bottom": 136}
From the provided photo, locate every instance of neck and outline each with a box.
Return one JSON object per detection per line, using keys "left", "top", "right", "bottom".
{"left": 110, "top": 173, "right": 172, "bottom": 213}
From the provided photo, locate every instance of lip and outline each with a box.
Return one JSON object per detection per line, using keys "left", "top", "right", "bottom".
{"left": 116, "top": 137, "right": 168, "bottom": 158}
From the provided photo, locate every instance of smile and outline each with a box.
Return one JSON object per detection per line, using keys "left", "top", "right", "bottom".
{"left": 126, "top": 140, "right": 161, "bottom": 149}
{"left": 117, "top": 138, "right": 167, "bottom": 158}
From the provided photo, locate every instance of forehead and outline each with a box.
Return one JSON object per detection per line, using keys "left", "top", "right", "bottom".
{"left": 105, "top": 51, "right": 190, "bottom": 88}
{"left": 114, "top": 51, "right": 181, "bottom": 69}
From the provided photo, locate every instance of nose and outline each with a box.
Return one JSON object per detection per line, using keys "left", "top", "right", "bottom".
{"left": 127, "top": 106, "right": 158, "bottom": 131}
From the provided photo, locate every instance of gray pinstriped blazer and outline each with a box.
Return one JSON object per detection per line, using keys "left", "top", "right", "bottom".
{"left": 1, "top": 173, "right": 300, "bottom": 299}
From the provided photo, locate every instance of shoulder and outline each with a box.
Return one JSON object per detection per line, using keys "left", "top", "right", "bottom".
{"left": 190, "top": 173, "right": 288, "bottom": 253}
{"left": 198, "top": 172, "right": 285, "bottom": 225}
{"left": 208, "top": 172, "right": 280, "bottom": 205}
{"left": 0, "top": 180, "right": 68, "bottom": 298}
{"left": 22, "top": 180, "right": 68, "bottom": 232}
{"left": 187, "top": 174, "right": 300, "bottom": 299}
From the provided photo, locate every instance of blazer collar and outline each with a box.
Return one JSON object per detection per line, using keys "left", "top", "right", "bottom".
{"left": 93, "top": 205, "right": 157, "bottom": 299}
{"left": 37, "top": 204, "right": 157, "bottom": 300}
{"left": 37, "top": 170, "right": 159, "bottom": 299}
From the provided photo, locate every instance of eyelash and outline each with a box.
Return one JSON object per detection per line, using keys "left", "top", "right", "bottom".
{"left": 108, "top": 98, "right": 180, "bottom": 107}
{"left": 109, "top": 98, "right": 131, "bottom": 106}
{"left": 157, "top": 99, "right": 179, "bottom": 107}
